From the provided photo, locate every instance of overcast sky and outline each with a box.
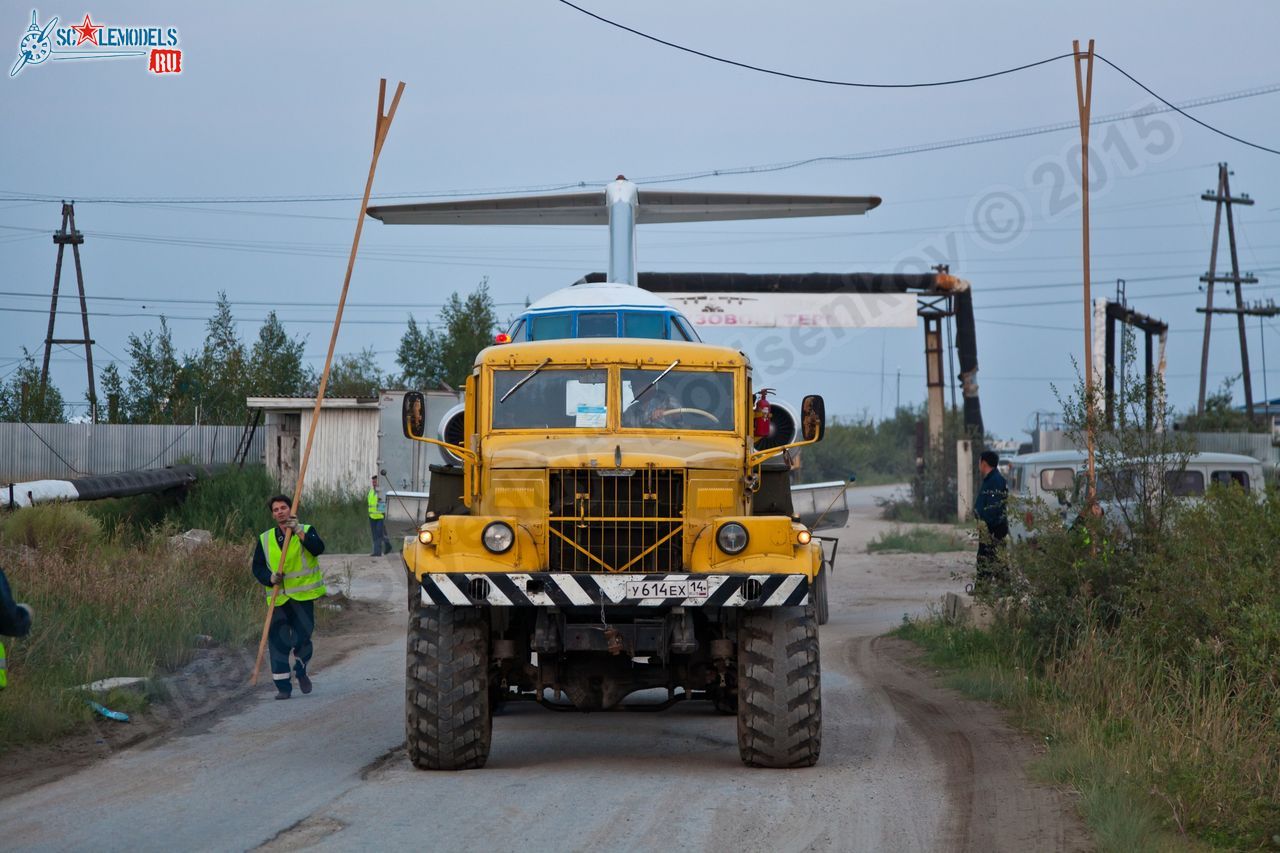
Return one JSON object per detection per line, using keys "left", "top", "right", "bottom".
{"left": 3, "top": 1, "right": 1279, "bottom": 439}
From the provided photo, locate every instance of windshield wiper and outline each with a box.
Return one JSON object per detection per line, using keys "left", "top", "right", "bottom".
{"left": 499, "top": 358, "right": 551, "bottom": 403}
{"left": 633, "top": 360, "right": 679, "bottom": 402}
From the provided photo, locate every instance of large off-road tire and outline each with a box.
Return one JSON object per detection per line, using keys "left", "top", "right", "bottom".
{"left": 406, "top": 571, "right": 421, "bottom": 612}
{"left": 813, "top": 567, "right": 830, "bottom": 626}
{"left": 406, "top": 604, "right": 491, "bottom": 770}
{"left": 736, "top": 605, "right": 821, "bottom": 768}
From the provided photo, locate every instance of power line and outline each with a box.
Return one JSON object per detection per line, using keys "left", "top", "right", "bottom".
{"left": 1096, "top": 54, "right": 1280, "bottom": 157}
{"left": 2, "top": 83, "right": 1275, "bottom": 206}
{"left": 555, "top": 0, "right": 1073, "bottom": 87}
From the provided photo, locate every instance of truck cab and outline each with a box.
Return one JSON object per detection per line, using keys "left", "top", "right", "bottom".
{"left": 400, "top": 336, "right": 828, "bottom": 771}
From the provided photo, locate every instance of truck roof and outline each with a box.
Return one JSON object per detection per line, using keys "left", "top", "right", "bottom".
{"left": 476, "top": 338, "right": 747, "bottom": 369}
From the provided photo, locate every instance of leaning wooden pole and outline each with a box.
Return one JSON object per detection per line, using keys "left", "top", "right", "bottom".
{"left": 250, "top": 78, "right": 406, "bottom": 685}
{"left": 1073, "top": 39, "right": 1097, "bottom": 505}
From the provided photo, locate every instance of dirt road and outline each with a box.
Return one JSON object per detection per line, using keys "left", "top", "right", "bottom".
{"left": 0, "top": 485, "right": 1087, "bottom": 851}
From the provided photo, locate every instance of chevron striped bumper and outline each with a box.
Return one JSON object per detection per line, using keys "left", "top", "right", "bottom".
{"left": 419, "top": 572, "right": 810, "bottom": 609}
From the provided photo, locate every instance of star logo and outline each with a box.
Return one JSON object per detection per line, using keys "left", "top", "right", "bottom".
{"left": 71, "top": 13, "right": 102, "bottom": 46}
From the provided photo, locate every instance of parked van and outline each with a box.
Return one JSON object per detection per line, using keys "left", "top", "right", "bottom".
{"left": 1006, "top": 449, "right": 1264, "bottom": 541}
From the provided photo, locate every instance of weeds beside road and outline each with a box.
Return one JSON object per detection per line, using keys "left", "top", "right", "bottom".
{"left": 0, "top": 467, "right": 369, "bottom": 752}
{"left": 899, "top": 484, "right": 1280, "bottom": 851}
{"left": 866, "top": 525, "right": 969, "bottom": 554}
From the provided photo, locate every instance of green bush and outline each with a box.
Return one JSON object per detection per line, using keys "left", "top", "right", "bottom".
{"left": 1, "top": 503, "right": 102, "bottom": 555}
{"left": 912, "top": 348, "right": 1280, "bottom": 847}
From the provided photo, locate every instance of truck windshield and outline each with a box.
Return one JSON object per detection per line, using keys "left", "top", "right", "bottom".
{"left": 620, "top": 368, "right": 734, "bottom": 431}
{"left": 492, "top": 368, "right": 608, "bottom": 429}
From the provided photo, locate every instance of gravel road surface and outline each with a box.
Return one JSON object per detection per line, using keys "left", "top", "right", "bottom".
{"left": 0, "top": 484, "right": 1087, "bottom": 851}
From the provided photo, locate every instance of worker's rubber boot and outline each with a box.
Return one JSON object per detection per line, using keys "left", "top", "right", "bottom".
{"left": 275, "top": 688, "right": 290, "bottom": 700}
{"left": 297, "top": 670, "right": 312, "bottom": 695}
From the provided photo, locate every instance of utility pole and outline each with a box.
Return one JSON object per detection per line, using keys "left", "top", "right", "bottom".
{"left": 1196, "top": 163, "right": 1258, "bottom": 417}
{"left": 40, "top": 201, "right": 98, "bottom": 422}
{"left": 1073, "top": 38, "right": 1097, "bottom": 503}
{"left": 1197, "top": 298, "right": 1278, "bottom": 420}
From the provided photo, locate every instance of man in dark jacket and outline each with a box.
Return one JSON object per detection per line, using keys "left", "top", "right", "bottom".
{"left": 252, "top": 495, "right": 327, "bottom": 699}
{"left": 974, "top": 450, "right": 1009, "bottom": 590}
{"left": 0, "top": 568, "right": 34, "bottom": 689}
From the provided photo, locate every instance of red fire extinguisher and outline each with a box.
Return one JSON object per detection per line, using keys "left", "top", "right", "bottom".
{"left": 753, "top": 388, "right": 774, "bottom": 439}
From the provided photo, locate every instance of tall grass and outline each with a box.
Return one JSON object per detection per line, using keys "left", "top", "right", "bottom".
{"left": 0, "top": 508, "right": 260, "bottom": 750}
{"left": 87, "top": 465, "right": 369, "bottom": 553}
{"left": 898, "top": 485, "right": 1280, "bottom": 849}
{"left": 866, "top": 525, "right": 969, "bottom": 554}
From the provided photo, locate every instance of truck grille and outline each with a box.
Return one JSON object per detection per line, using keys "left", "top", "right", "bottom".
{"left": 548, "top": 468, "right": 684, "bottom": 573}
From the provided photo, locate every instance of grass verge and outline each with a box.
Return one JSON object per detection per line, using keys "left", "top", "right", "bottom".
{"left": 867, "top": 525, "right": 969, "bottom": 554}
{"left": 0, "top": 476, "right": 361, "bottom": 752}
{"left": 895, "top": 617, "right": 1272, "bottom": 851}
{"left": 0, "top": 516, "right": 260, "bottom": 751}
{"left": 87, "top": 465, "right": 369, "bottom": 553}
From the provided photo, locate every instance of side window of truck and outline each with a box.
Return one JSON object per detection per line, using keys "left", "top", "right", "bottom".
{"left": 1165, "top": 469, "right": 1205, "bottom": 497}
{"left": 1210, "top": 469, "right": 1250, "bottom": 490}
{"left": 1039, "top": 467, "right": 1074, "bottom": 493}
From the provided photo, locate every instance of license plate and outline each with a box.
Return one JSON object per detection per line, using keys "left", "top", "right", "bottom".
{"left": 625, "top": 578, "right": 710, "bottom": 600}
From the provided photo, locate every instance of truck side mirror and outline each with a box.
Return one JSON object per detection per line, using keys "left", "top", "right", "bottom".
{"left": 402, "top": 391, "right": 426, "bottom": 439}
{"left": 801, "top": 395, "right": 825, "bottom": 442}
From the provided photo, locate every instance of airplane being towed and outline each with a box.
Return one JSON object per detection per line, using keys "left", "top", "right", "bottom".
{"left": 367, "top": 176, "right": 982, "bottom": 452}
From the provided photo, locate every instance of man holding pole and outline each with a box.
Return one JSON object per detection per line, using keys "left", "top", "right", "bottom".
{"left": 367, "top": 474, "right": 389, "bottom": 557}
{"left": 252, "top": 495, "right": 327, "bottom": 699}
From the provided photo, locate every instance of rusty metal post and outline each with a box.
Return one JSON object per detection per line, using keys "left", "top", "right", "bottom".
{"left": 924, "top": 316, "right": 945, "bottom": 456}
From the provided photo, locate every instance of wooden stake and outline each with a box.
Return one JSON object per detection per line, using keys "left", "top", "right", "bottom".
{"left": 250, "top": 78, "right": 406, "bottom": 686}
{"left": 1074, "top": 39, "right": 1096, "bottom": 504}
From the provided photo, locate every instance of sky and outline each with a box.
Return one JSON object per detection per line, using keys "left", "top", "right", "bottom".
{"left": 2, "top": 0, "right": 1279, "bottom": 441}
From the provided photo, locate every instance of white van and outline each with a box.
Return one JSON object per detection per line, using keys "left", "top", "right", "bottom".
{"left": 1006, "top": 449, "right": 1264, "bottom": 541}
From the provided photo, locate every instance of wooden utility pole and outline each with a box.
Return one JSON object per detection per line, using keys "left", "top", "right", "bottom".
{"left": 1073, "top": 38, "right": 1096, "bottom": 502}
{"left": 1196, "top": 163, "right": 1258, "bottom": 416}
{"left": 251, "top": 78, "right": 406, "bottom": 685}
{"left": 41, "top": 202, "right": 98, "bottom": 422}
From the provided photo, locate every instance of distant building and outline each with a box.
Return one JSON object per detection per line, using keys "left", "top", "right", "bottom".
{"left": 246, "top": 396, "right": 380, "bottom": 497}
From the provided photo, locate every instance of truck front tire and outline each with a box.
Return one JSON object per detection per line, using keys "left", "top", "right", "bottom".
{"left": 406, "top": 603, "right": 491, "bottom": 770}
{"left": 736, "top": 605, "right": 822, "bottom": 768}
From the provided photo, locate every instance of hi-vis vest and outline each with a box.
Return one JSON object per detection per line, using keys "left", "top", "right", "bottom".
{"left": 0, "top": 639, "right": 7, "bottom": 689}
{"left": 261, "top": 525, "right": 326, "bottom": 604}
{"left": 367, "top": 488, "right": 384, "bottom": 520}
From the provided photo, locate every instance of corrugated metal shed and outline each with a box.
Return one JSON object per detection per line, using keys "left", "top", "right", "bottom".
{"left": 0, "top": 423, "right": 263, "bottom": 482}
{"left": 247, "top": 397, "right": 379, "bottom": 497}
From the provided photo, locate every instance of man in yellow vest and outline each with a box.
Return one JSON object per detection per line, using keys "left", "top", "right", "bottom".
{"left": 0, "top": 568, "right": 34, "bottom": 690}
{"left": 252, "top": 494, "right": 327, "bottom": 700}
{"left": 367, "top": 474, "right": 389, "bottom": 557}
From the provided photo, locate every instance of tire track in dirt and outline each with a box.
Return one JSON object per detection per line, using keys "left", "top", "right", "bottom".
{"left": 852, "top": 635, "right": 1090, "bottom": 852}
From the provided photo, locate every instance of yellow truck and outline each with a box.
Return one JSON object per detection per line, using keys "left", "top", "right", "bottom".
{"left": 400, "top": 336, "right": 830, "bottom": 770}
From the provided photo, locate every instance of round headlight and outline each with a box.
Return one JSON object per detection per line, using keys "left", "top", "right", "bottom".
{"left": 716, "top": 522, "right": 749, "bottom": 555}
{"left": 417, "top": 527, "right": 434, "bottom": 545}
{"left": 797, "top": 529, "right": 812, "bottom": 545}
{"left": 482, "top": 521, "right": 515, "bottom": 554}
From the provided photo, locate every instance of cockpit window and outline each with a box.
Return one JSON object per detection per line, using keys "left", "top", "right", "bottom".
{"left": 620, "top": 368, "right": 734, "bottom": 431}
{"left": 578, "top": 312, "right": 618, "bottom": 337}
{"left": 507, "top": 319, "right": 527, "bottom": 342}
{"left": 491, "top": 368, "right": 608, "bottom": 429}
{"left": 671, "top": 316, "right": 696, "bottom": 341}
{"left": 529, "top": 314, "right": 573, "bottom": 341}
{"left": 623, "top": 312, "right": 666, "bottom": 339}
